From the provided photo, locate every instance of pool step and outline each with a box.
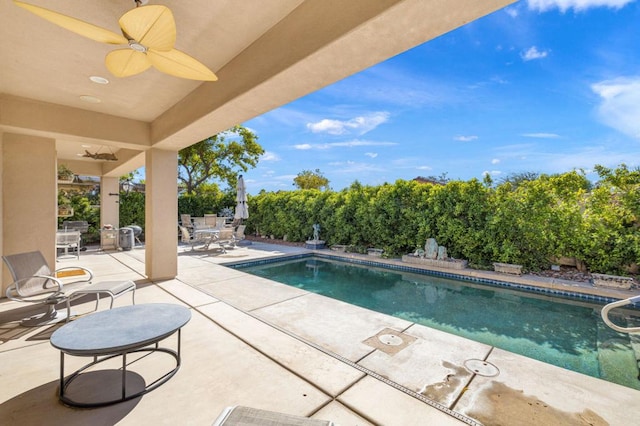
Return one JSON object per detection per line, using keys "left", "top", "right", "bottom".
{"left": 596, "top": 314, "right": 640, "bottom": 389}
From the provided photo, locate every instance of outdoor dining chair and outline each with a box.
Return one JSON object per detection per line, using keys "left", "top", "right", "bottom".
{"left": 233, "top": 225, "right": 246, "bottom": 243}
{"left": 180, "top": 214, "right": 193, "bottom": 230}
{"left": 56, "top": 230, "right": 81, "bottom": 260}
{"left": 179, "top": 225, "right": 208, "bottom": 249}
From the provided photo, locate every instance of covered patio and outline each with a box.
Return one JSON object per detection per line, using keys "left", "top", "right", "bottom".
{"left": 1, "top": 243, "right": 639, "bottom": 425}
{"left": 4, "top": 1, "right": 639, "bottom": 424}
{"left": 0, "top": 0, "right": 515, "bottom": 290}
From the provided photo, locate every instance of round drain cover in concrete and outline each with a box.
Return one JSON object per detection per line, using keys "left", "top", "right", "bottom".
{"left": 464, "top": 359, "right": 499, "bottom": 377}
{"left": 378, "top": 334, "right": 403, "bottom": 346}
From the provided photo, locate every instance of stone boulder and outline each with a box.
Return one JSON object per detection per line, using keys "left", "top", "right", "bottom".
{"left": 424, "top": 238, "right": 438, "bottom": 259}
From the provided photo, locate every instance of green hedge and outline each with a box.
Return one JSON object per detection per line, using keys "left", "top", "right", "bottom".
{"left": 178, "top": 192, "right": 235, "bottom": 218}
{"left": 58, "top": 165, "right": 640, "bottom": 275}
{"left": 245, "top": 167, "right": 640, "bottom": 275}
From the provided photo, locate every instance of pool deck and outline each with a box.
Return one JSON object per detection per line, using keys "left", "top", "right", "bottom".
{"left": 1, "top": 242, "right": 639, "bottom": 425}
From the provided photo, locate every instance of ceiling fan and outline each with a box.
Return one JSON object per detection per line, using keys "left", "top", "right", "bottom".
{"left": 14, "top": 0, "right": 218, "bottom": 81}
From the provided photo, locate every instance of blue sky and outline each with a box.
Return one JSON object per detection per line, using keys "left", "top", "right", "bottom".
{"left": 238, "top": 0, "right": 640, "bottom": 194}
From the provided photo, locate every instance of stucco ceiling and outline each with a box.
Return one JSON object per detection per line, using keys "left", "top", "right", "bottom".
{"left": 0, "top": 0, "right": 515, "bottom": 174}
{"left": 1, "top": 0, "right": 304, "bottom": 122}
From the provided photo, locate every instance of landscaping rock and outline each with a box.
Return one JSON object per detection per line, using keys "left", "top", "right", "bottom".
{"left": 424, "top": 238, "right": 438, "bottom": 259}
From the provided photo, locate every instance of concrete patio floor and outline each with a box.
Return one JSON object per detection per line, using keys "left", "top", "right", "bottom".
{"left": 1, "top": 242, "right": 639, "bottom": 425}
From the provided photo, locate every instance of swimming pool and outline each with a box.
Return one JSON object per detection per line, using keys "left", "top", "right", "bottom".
{"left": 236, "top": 255, "right": 640, "bottom": 390}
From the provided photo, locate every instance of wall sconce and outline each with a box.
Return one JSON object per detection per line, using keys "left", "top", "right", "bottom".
{"left": 122, "top": 179, "right": 133, "bottom": 193}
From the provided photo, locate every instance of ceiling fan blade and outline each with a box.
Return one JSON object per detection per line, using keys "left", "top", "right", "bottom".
{"left": 14, "top": 1, "right": 127, "bottom": 45}
{"left": 105, "top": 49, "right": 151, "bottom": 78}
{"left": 147, "top": 49, "right": 218, "bottom": 81}
{"left": 119, "top": 5, "right": 176, "bottom": 51}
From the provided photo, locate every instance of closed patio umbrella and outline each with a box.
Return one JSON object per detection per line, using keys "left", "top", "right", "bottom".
{"left": 234, "top": 175, "right": 249, "bottom": 222}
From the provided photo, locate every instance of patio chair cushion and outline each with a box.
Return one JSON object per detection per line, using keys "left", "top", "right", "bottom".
{"left": 69, "top": 280, "right": 136, "bottom": 310}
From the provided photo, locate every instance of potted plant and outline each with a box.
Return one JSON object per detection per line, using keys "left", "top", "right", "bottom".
{"left": 57, "top": 164, "right": 75, "bottom": 183}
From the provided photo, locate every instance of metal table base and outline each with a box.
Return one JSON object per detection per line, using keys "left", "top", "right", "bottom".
{"left": 58, "top": 329, "right": 182, "bottom": 408}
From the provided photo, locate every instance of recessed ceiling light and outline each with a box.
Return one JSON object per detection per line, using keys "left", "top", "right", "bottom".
{"left": 79, "top": 95, "right": 101, "bottom": 103}
{"left": 89, "top": 76, "right": 109, "bottom": 84}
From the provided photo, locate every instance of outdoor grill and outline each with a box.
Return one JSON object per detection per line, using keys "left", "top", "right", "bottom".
{"left": 62, "top": 221, "right": 89, "bottom": 233}
{"left": 61, "top": 221, "right": 89, "bottom": 251}
{"left": 119, "top": 225, "right": 143, "bottom": 250}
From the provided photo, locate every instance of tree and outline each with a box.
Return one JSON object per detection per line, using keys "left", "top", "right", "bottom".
{"left": 416, "top": 172, "right": 449, "bottom": 185}
{"left": 498, "top": 171, "right": 539, "bottom": 189}
{"left": 178, "top": 125, "right": 263, "bottom": 194}
{"left": 293, "top": 169, "right": 330, "bottom": 190}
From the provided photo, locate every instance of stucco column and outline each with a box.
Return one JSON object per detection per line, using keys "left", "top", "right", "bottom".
{"left": 100, "top": 176, "right": 120, "bottom": 229}
{"left": 145, "top": 148, "right": 178, "bottom": 280}
{"left": 2, "top": 133, "right": 57, "bottom": 294}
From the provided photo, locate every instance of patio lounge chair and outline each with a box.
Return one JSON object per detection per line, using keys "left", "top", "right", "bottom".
{"left": 3, "top": 251, "right": 136, "bottom": 326}
{"left": 3, "top": 250, "right": 93, "bottom": 326}
{"left": 212, "top": 406, "right": 333, "bottom": 425}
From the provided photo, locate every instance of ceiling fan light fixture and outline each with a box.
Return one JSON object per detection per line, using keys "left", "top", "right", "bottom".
{"left": 79, "top": 95, "right": 101, "bottom": 103}
{"left": 89, "top": 75, "right": 109, "bottom": 84}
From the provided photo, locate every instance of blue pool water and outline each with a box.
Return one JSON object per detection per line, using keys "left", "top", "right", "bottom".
{"left": 237, "top": 256, "right": 640, "bottom": 390}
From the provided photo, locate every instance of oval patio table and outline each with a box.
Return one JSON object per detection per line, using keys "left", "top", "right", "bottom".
{"left": 50, "top": 303, "right": 191, "bottom": 407}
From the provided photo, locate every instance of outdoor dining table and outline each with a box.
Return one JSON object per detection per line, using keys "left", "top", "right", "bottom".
{"left": 193, "top": 228, "right": 220, "bottom": 250}
{"left": 50, "top": 303, "right": 191, "bottom": 407}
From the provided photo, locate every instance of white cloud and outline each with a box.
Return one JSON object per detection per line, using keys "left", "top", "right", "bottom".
{"left": 527, "top": 0, "right": 634, "bottom": 12}
{"left": 245, "top": 172, "right": 296, "bottom": 190}
{"left": 521, "top": 46, "right": 549, "bottom": 61}
{"left": 322, "top": 64, "right": 460, "bottom": 107}
{"left": 454, "top": 135, "right": 478, "bottom": 142}
{"left": 293, "top": 140, "right": 398, "bottom": 150}
{"left": 260, "top": 151, "right": 280, "bottom": 161}
{"left": 307, "top": 119, "right": 347, "bottom": 135}
{"left": 505, "top": 7, "right": 519, "bottom": 17}
{"left": 521, "top": 132, "right": 560, "bottom": 138}
{"left": 416, "top": 165, "right": 433, "bottom": 171}
{"left": 592, "top": 76, "right": 640, "bottom": 139}
{"left": 294, "top": 144, "right": 313, "bottom": 150}
{"left": 483, "top": 170, "right": 503, "bottom": 177}
{"left": 307, "top": 112, "right": 390, "bottom": 135}
{"left": 364, "top": 152, "right": 378, "bottom": 158}
{"left": 492, "top": 158, "right": 501, "bottom": 164}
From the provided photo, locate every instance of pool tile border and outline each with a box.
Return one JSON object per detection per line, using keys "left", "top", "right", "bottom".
{"left": 229, "top": 253, "right": 640, "bottom": 308}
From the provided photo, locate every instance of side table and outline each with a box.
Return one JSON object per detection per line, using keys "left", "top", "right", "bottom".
{"left": 50, "top": 303, "right": 191, "bottom": 407}
{"left": 100, "top": 229, "right": 119, "bottom": 251}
